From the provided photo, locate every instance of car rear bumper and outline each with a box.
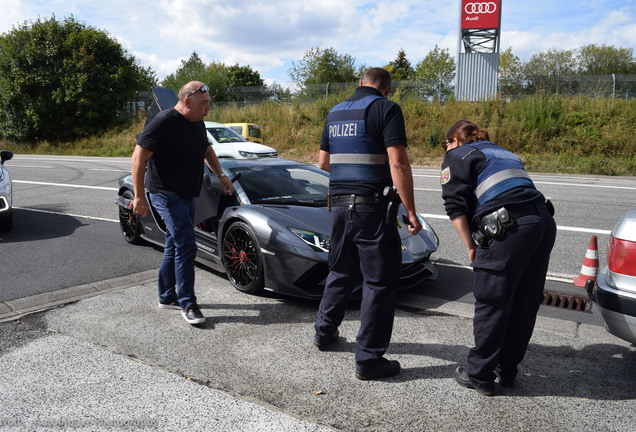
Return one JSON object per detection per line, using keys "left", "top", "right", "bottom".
{"left": 594, "top": 266, "right": 636, "bottom": 344}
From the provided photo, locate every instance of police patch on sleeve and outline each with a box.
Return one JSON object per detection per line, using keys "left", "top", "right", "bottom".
{"left": 441, "top": 167, "right": 451, "bottom": 185}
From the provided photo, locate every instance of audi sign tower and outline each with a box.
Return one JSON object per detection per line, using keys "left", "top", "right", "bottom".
{"left": 455, "top": 0, "right": 502, "bottom": 100}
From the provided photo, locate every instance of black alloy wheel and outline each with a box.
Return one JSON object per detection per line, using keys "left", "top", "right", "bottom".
{"left": 118, "top": 190, "right": 143, "bottom": 245}
{"left": 222, "top": 221, "right": 264, "bottom": 294}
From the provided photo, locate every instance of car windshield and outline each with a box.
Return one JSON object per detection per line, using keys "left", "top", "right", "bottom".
{"left": 207, "top": 126, "right": 246, "bottom": 143}
{"left": 230, "top": 164, "right": 329, "bottom": 206}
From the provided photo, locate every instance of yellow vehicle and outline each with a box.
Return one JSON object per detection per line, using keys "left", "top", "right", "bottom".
{"left": 224, "top": 123, "right": 263, "bottom": 143}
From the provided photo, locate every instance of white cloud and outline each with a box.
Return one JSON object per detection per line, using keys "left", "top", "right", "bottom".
{"left": 0, "top": 0, "right": 634, "bottom": 83}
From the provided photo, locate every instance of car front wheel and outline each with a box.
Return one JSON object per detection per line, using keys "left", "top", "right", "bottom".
{"left": 118, "top": 190, "right": 143, "bottom": 245}
{"left": 222, "top": 221, "right": 264, "bottom": 294}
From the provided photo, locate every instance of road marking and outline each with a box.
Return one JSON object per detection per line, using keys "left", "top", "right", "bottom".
{"left": 415, "top": 187, "right": 442, "bottom": 192}
{"left": 420, "top": 213, "right": 612, "bottom": 235}
{"left": 534, "top": 180, "right": 636, "bottom": 191}
{"left": 414, "top": 174, "right": 636, "bottom": 191}
{"left": 13, "top": 180, "right": 117, "bottom": 191}
{"left": 6, "top": 164, "right": 53, "bottom": 168}
{"left": 557, "top": 225, "right": 612, "bottom": 235}
{"left": 14, "top": 156, "right": 130, "bottom": 164}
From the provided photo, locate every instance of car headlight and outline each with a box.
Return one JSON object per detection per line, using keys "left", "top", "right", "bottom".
{"left": 289, "top": 228, "right": 330, "bottom": 252}
{"left": 238, "top": 150, "right": 263, "bottom": 158}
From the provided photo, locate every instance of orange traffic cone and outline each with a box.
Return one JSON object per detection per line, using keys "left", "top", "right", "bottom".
{"left": 574, "top": 235, "right": 599, "bottom": 287}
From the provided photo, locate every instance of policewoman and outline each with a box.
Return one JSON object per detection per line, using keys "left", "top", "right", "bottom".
{"left": 313, "top": 68, "right": 421, "bottom": 380}
{"left": 441, "top": 119, "right": 556, "bottom": 396}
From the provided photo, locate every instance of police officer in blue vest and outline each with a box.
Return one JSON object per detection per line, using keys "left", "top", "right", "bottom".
{"left": 441, "top": 119, "right": 556, "bottom": 396}
{"left": 313, "top": 67, "right": 422, "bottom": 380}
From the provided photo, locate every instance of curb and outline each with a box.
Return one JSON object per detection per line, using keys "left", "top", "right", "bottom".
{"left": 0, "top": 269, "right": 158, "bottom": 322}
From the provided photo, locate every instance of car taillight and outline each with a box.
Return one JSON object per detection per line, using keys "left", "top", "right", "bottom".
{"left": 607, "top": 235, "right": 636, "bottom": 276}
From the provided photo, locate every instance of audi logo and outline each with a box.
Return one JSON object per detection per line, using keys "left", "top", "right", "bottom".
{"left": 464, "top": 2, "right": 497, "bottom": 14}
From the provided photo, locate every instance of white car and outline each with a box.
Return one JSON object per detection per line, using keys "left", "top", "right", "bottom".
{"left": 0, "top": 150, "right": 14, "bottom": 231}
{"left": 591, "top": 209, "right": 636, "bottom": 345}
{"left": 205, "top": 122, "right": 277, "bottom": 159}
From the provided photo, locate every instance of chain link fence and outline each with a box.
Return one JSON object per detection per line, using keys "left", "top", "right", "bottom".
{"left": 126, "top": 74, "right": 636, "bottom": 114}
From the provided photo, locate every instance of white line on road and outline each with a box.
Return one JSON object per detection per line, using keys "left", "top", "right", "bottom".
{"left": 421, "top": 213, "right": 612, "bottom": 235}
{"left": 414, "top": 174, "right": 636, "bottom": 191}
{"left": 13, "top": 185, "right": 615, "bottom": 236}
{"left": 534, "top": 180, "right": 636, "bottom": 191}
{"left": 7, "top": 164, "right": 53, "bottom": 168}
{"left": 13, "top": 180, "right": 117, "bottom": 191}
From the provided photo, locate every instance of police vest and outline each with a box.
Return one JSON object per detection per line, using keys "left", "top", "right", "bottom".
{"left": 325, "top": 95, "right": 391, "bottom": 184}
{"left": 463, "top": 141, "right": 536, "bottom": 206}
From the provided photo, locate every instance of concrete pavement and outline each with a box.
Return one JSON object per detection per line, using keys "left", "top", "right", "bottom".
{"left": 1, "top": 267, "right": 635, "bottom": 431}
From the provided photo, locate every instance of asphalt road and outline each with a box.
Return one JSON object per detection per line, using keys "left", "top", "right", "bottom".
{"left": 3, "top": 154, "right": 635, "bottom": 302}
{"left": 1, "top": 155, "right": 635, "bottom": 431}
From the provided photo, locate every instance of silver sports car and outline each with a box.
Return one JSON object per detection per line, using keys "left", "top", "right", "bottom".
{"left": 117, "top": 157, "right": 438, "bottom": 298}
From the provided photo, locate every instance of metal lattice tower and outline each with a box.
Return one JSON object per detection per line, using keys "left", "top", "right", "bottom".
{"left": 455, "top": 1, "right": 502, "bottom": 100}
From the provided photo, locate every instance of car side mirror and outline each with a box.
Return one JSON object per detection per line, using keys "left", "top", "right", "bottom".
{"left": 1, "top": 150, "right": 14, "bottom": 164}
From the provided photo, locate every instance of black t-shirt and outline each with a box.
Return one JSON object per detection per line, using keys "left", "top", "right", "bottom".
{"left": 136, "top": 108, "right": 209, "bottom": 198}
{"left": 320, "top": 86, "right": 408, "bottom": 195}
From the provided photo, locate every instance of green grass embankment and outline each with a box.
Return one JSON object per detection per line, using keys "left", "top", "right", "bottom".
{"left": 2, "top": 95, "right": 635, "bottom": 176}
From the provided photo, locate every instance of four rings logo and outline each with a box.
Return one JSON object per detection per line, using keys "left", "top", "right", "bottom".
{"left": 464, "top": 2, "right": 497, "bottom": 14}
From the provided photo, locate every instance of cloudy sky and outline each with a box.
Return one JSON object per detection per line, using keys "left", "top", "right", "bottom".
{"left": 1, "top": 0, "right": 635, "bottom": 85}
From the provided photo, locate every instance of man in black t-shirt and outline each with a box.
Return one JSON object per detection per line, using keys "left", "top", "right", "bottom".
{"left": 131, "top": 81, "right": 233, "bottom": 326}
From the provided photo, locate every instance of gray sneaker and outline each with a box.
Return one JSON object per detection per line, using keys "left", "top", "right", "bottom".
{"left": 182, "top": 305, "right": 205, "bottom": 325}
{"left": 158, "top": 300, "right": 181, "bottom": 310}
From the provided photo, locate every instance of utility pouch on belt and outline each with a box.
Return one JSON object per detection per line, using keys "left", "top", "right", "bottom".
{"left": 472, "top": 207, "right": 514, "bottom": 245}
{"left": 327, "top": 192, "right": 332, "bottom": 212}
{"left": 382, "top": 186, "right": 402, "bottom": 225}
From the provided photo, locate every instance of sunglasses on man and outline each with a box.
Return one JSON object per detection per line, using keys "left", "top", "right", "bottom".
{"left": 187, "top": 84, "right": 209, "bottom": 97}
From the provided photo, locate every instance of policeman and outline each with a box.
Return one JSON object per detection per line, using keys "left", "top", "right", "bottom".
{"left": 313, "top": 67, "right": 421, "bottom": 380}
{"left": 441, "top": 119, "right": 556, "bottom": 396}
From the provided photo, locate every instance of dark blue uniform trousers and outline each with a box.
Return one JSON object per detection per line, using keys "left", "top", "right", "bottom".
{"left": 468, "top": 203, "right": 557, "bottom": 388}
{"left": 314, "top": 204, "right": 402, "bottom": 368}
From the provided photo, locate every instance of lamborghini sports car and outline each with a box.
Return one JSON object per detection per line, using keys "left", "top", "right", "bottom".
{"left": 116, "top": 158, "right": 438, "bottom": 298}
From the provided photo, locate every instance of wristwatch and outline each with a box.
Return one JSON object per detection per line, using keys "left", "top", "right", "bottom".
{"left": 217, "top": 173, "right": 228, "bottom": 178}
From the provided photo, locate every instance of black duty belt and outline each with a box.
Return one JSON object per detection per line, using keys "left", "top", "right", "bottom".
{"left": 330, "top": 193, "right": 381, "bottom": 207}
{"left": 505, "top": 203, "right": 538, "bottom": 219}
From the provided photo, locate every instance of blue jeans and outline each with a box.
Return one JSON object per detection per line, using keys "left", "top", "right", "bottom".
{"left": 150, "top": 192, "right": 198, "bottom": 310}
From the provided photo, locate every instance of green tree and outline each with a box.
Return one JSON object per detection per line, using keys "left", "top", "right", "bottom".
{"left": 522, "top": 48, "right": 576, "bottom": 94}
{"left": 161, "top": 52, "right": 229, "bottom": 102}
{"left": 414, "top": 45, "right": 455, "bottom": 99}
{"left": 578, "top": 44, "right": 636, "bottom": 75}
{"left": 0, "top": 16, "right": 156, "bottom": 141}
{"left": 226, "top": 64, "right": 264, "bottom": 87}
{"left": 224, "top": 64, "right": 266, "bottom": 102}
{"left": 288, "top": 47, "right": 357, "bottom": 87}
{"left": 385, "top": 49, "right": 413, "bottom": 81}
{"left": 498, "top": 47, "right": 523, "bottom": 95}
